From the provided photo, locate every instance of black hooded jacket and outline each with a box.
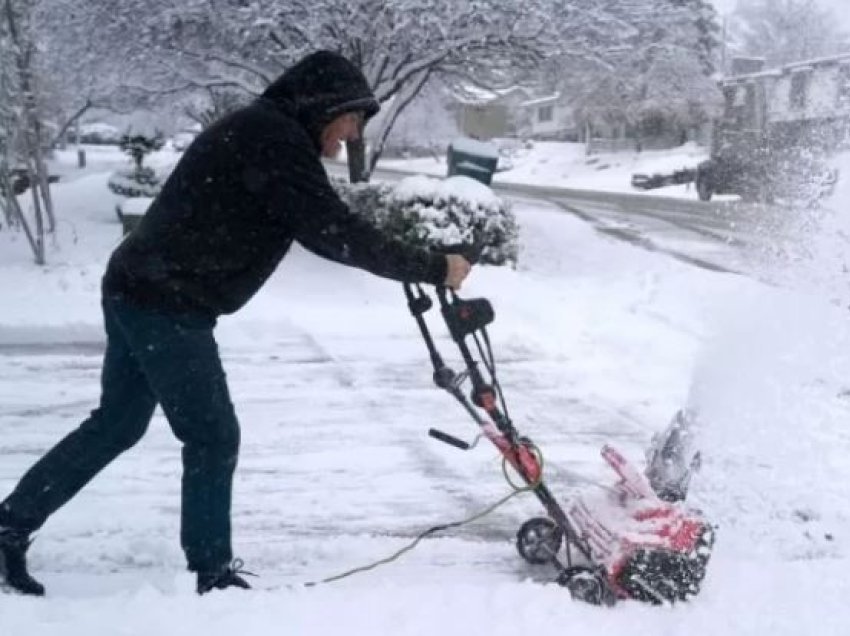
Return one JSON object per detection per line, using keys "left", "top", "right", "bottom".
{"left": 103, "top": 51, "right": 447, "bottom": 318}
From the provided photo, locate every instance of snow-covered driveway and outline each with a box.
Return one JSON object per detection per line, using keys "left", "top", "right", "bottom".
{"left": 2, "top": 178, "right": 850, "bottom": 634}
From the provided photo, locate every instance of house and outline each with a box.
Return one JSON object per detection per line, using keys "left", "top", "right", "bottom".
{"left": 449, "top": 86, "right": 531, "bottom": 139}
{"left": 695, "top": 54, "right": 850, "bottom": 201}
{"left": 517, "top": 93, "right": 579, "bottom": 141}
{"left": 717, "top": 53, "right": 850, "bottom": 153}
{"left": 449, "top": 86, "right": 578, "bottom": 141}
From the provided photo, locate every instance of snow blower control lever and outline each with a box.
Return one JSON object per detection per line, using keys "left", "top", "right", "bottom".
{"left": 403, "top": 283, "right": 715, "bottom": 606}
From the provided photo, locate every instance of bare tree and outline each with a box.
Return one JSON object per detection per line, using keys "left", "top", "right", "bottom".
{"left": 1, "top": 0, "right": 51, "bottom": 264}
{"left": 40, "top": 0, "right": 647, "bottom": 182}
{"left": 729, "top": 0, "right": 850, "bottom": 67}
{"left": 563, "top": 0, "right": 722, "bottom": 143}
{"left": 182, "top": 89, "right": 248, "bottom": 130}
{"left": 134, "top": 0, "right": 567, "bottom": 181}
{"left": 32, "top": 1, "right": 708, "bottom": 183}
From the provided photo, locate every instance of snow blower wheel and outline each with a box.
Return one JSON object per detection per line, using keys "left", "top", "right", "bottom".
{"left": 516, "top": 517, "right": 563, "bottom": 565}
{"left": 556, "top": 567, "right": 610, "bottom": 605}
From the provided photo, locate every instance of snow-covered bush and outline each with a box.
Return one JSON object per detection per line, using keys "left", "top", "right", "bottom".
{"left": 119, "top": 131, "right": 164, "bottom": 170}
{"left": 334, "top": 175, "right": 518, "bottom": 266}
{"left": 107, "top": 166, "right": 161, "bottom": 198}
{"left": 108, "top": 131, "right": 165, "bottom": 198}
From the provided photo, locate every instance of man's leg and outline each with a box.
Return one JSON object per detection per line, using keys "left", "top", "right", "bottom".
{"left": 113, "top": 303, "right": 240, "bottom": 575}
{"left": 0, "top": 297, "right": 157, "bottom": 595}
{"left": 0, "top": 297, "right": 157, "bottom": 535}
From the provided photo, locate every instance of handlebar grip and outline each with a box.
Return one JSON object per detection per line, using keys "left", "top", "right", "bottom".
{"left": 428, "top": 428, "right": 470, "bottom": 450}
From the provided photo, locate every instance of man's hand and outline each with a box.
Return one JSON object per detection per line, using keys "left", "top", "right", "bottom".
{"left": 444, "top": 254, "right": 472, "bottom": 290}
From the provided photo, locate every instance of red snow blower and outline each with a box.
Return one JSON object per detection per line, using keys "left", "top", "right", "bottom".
{"left": 404, "top": 283, "right": 714, "bottom": 605}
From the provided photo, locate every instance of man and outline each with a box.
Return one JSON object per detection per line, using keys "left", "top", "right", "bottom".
{"left": 0, "top": 50, "right": 471, "bottom": 596}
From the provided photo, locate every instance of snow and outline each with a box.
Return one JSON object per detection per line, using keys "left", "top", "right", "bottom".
{"left": 451, "top": 85, "right": 528, "bottom": 106}
{"left": 393, "top": 174, "right": 503, "bottom": 209}
{"left": 521, "top": 93, "right": 561, "bottom": 107}
{"left": 1, "top": 145, "right": 850, "bottom": 634}
{"left": 448, "top": 137, "right": 500, "bottom": 159}
{"left": 120, "top": 197, "right": 154, "bottom": 216}
{"left": 106, "top": 170, "right": 161, "bottom": 198}
{"left": 379, "top": 141, "right": 737, "bottom": 201}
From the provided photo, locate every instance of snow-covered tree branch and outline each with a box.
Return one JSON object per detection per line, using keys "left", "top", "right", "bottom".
{"left": 33, "top": 0, "right": 656, "bottom": 181}
{"left": 728, "top": 0, "right": 850, "bottom": 68}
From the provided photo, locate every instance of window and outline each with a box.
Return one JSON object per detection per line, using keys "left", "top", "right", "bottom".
{"left": 790, "top": 71, "right": 809, "bottom": 110}
{"left": 744, "top": 84, "right": 757, "bottom": 128}
{"left": 722, "top": 86, "right": 737, "bottom": 119}
{"left": 537, "top": 105, "right": 553, "bottom": 123}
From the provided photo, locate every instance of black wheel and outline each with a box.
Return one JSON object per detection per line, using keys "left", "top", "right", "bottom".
{"left": 556, "top": 566, "right": 609, "bottom": 605}
{"left": 516, "top": 517, "right": 563, "bottom": 565}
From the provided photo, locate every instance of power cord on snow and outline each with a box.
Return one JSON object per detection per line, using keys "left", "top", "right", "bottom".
{"left": 304, "top": 444, "right": 545, "bottom": 587}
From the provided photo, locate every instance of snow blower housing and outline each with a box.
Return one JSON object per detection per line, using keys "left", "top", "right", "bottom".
{"left": 405, "top": 283, "right": 715, "bottom": 605}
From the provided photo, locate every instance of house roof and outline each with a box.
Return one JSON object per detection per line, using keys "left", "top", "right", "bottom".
{"left": 521, "top": 93, "right": 561, "bottom": 107}
{"left": 722, "top": 52, "right": 850, "bottom": 85}
{"left": 451, "top": 84, "right": 530, "bottom": 105}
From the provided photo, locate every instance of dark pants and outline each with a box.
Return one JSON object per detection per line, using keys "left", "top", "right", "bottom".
{"left": 0, "top": 296, "right": 240, "bottom": 572}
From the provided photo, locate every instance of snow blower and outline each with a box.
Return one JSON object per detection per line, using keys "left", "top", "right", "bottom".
{"left": 404, "top": 283, "right": 714, "bottom": 605}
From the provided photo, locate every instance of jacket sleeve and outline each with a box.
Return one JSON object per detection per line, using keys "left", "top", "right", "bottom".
{"left": 271, "top": 146, "right": 448, "bottom": 286}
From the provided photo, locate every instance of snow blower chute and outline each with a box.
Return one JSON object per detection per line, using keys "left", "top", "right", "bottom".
{"left": 404, "top": 283, "right": 714, "bottom": 605}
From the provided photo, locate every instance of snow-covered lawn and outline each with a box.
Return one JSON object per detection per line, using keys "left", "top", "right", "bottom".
{"left": 378, "top": 140, "right": 736, "bottom": 201}
{"left": 1, "top": 156, "right": 849, "bottom": 635}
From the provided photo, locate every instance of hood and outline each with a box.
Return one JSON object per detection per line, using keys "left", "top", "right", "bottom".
{"left": 263, "top": 50, "right": 380, "bottom": 149}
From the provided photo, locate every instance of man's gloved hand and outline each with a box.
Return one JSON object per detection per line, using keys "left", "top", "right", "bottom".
{"left": 444, "top": 254, "right": 472, "bottom": 290}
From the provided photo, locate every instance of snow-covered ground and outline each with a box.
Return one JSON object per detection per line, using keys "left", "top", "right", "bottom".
{"left": 378, "top": 140, "right": 736, "bottom": 201}
{"left": 1, "top": 148, "right": 850, "bottom": 634}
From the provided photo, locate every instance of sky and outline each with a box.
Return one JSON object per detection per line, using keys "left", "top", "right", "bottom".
{"left": 711, "top": 0, "right": 850, "bottom": 27}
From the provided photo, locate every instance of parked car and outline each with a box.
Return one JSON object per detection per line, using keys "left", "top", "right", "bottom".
{"left": 0, "top": 168, "right": 60, "bottom": 197}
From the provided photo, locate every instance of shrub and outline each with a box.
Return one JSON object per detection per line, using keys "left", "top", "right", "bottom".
{"left": 119, "top": 131, "right": 165, "bottom": 171}
{"left": 334, "top": 175, "right": 518, "bottom": 266}
{"left": 107, "top": 166, "right": 161, "bottom": 198}
{"left": 108, "top": 130, "right": 166, "bottom": 199}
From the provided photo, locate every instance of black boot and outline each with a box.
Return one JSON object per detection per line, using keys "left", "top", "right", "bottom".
{"left": 196, "top": 558, "right": 254, "bottom": 595}
{"left": 0, "top": 528, "right": 45, "bottom": 596}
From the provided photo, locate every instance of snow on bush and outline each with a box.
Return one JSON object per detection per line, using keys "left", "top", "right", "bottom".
{"left": 107, "top": 131, "right": 166, "bottom": 198}
{"left": 334, "top": 175, "right": 518, "bottom": 266}
{"left": 119, "top": 196, "right": 154, "bottom": 216}
{"left": 107, "top": 167, "right": 161, "bottom": 198}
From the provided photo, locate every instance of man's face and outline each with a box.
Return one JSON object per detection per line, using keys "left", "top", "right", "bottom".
{"left": 320, "top": 112, "right": 363, "bottom": 159}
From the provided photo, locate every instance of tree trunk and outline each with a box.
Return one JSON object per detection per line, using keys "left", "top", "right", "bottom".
{"left": 4, "top": 0, "right": 55, "bottom": 235}
{"left": 49, "top": 99, "right": 92, "bottom": 149}
{"left": 346, "top": 117, "right": 369, "bottom": 183}
{"left": 27, "top": 165, "right": 45, "bottom": 265}
{"left": 0, "top": 171, "right": 15, "bottom": 228}
{"left": 3, "top": 171, "right": 41, "bottom": 263}
{"left": 33, "top": 148, "right": 54, "bottom": 232}
{"left": 368, "top": 70, "right": 430, "bottom": 176}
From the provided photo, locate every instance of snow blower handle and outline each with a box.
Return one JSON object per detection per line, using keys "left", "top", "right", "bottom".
{"left": 435, "top": 287, "right": 495, "bottom": 343}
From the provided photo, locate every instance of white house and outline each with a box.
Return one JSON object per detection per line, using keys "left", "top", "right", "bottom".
{"left": 449, "top": 86, "right": 531, "bottom": 140}
{"left": 718, "top": 53, "right": 850, "bottom": 148}
{"left": 518, "top": 92, "right": 579, "bottom": 140}
{"left": 449, "top": 86, "right": 579, "bottom": 141}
